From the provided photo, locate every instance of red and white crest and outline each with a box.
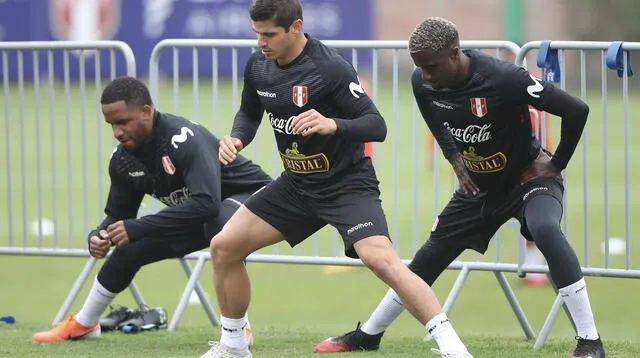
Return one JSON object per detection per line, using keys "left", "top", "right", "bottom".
{"left": 292, "top": 86, "right": 308, "bottom": 108}
{"left": 50, "top": 0, "right": 121, "bottom": 41}
{"left": 470, "top": 97, "right": 488, "bottom": 118}
{"left": 162, "top": 156, "right": 176, "bottom": 175}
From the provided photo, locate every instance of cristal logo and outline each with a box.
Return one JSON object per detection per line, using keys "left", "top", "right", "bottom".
{"left": 444, "top": 122, "right": 492, "bottom": 143}
{"left": 268, "top": 112, "right": 297, "bottom": 135}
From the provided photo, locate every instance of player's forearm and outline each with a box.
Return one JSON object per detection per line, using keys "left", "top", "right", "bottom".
{"left": 231, "top": 111, "right": 261, "bottom": 148}
{"left": 552, "top": 104, "right": 588, "bottom": 170}
{"left": 97, "top": 215, "right": 118, "bottom": 230}
{"left": 333, "top": 113, "right": 386, "bottom": 142}
{"left": 86, "top": 215, "right": 119, "bottom": 245}
{"left": 123, "top": 196, "right": 219, "bottom": 239}
{"left": 425, "top": 118, "right": 459, "bottom": 159}
{"left": 539, "top": 89, "right": 589, "bottom": 170}
{"left": 86, "top": 215, "right": 118, "bottom": 241}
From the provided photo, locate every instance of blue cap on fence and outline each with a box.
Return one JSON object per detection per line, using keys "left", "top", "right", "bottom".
{"left": 606, "top": 41, "right": 634, "bottom": 78}
{"left": 536, "top": 40, "right": 561, "bottom": 83}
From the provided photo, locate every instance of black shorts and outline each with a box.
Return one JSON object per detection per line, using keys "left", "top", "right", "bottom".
{"left": 154, "top": 192, "right": 253, "bottom": 257}
{"left": 429, "top": 176, "right": 564, "bottom": 254}
{"left": 243, "top": 174, "right": 390, "bottom": 258}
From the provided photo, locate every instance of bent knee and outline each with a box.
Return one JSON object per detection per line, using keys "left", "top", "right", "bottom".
{"left": 209, "top": 231, "right": 245, "bottom": 266}
{"left": 356, "top": 240, "right": 403, "bottom": 280}
{"left": 527, "top": 220, "right": 562, "bottom": 242}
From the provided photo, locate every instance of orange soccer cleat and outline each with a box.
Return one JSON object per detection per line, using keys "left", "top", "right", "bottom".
{"left": 32, "top": 313, "right": 101, "bottom": 342}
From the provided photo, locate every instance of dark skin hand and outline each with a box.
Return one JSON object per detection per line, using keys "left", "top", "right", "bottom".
{"left": 107, "top": 220, "right": 131, "bottom": 246}
{"left": 449, "top": 153, "right": 480, "bottom": 196}
{"left": 519, "top": 151, "right": 561, "bottom": 185}
{"left": 89, "top": 229, "right": 111, "bottom": 258}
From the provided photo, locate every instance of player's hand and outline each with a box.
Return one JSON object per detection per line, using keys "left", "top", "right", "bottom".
{"left": 292, "top": 109, "right": 337, "bottom": 136}
{"left": 89, "top": 230, "right": 110, "bottom": 258}
{"left": 107, "top": 221, "right": 130, "bottom": 246}
{"left": 219, "top": 136, "right": 244, "bottom": 165}
{"left": 520, "top": 151, "right": 560, "bottom": 185}
{"left": 450, "top": 153, "right": 480, "bottom": 196}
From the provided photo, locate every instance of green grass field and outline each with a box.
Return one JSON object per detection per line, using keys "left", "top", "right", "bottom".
{"left": 1, "top": 76, "right": 639, "bottom": 357}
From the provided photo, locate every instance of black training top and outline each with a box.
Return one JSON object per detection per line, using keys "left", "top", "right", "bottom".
{"left": 231, "top": 34, "right": 387, "bottom": 197}
{"left": 95, "top": 111, "right": 271, "bottom": 240}
{"left": 413, "top": 50, "right": 588, "bottom": 192}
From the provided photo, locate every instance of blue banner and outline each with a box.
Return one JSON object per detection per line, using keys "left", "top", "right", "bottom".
{"left": 0, "top": 0, "right": 373, "bottom": 79}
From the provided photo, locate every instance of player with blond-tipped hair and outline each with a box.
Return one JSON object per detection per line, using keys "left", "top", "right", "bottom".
{"left": 315, "top": 17, "right": 604, "bottom": 358}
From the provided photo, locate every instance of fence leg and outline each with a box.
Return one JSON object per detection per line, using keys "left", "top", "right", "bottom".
{"left": 129, "top": 280, "right": 146, "bottom": 307}
{"left": 534, "top": 293, "right": 564, "bottom": 349}
{"left": 169, "top": 255, "right": 219, "bottom": 332}
{"left": 494, "top": 271, "right": 535, "bottom": 340}
{"left": 52, "top": 257, "right": 99, "bottom": 325}
{"left": 442, "top": 265, "right": 471, "bottom": 314}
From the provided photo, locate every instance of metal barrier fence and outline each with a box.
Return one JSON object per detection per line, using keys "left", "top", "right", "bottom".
{"left": 1, "top": 41, "right": 135, "bottom": 253}
{"left": 0, "top": 39, "right": 637, "bottom": 348}
{"left": 516, "top": 40, "right": 639, "bottom": 347}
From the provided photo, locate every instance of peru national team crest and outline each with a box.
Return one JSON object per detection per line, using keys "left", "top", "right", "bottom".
{"left": 292, "top": 86, "right": 308, "bottom": 108}
{"left": 470, "top": 97, "right": 488, "bottom": 118}
{"left": 161, "top": 156, "right": 176, "bottom": 175}
{"left": 50, "top": 0, "right": 121, "bottom": 41}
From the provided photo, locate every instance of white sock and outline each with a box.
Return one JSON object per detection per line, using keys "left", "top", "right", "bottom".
{"left": 427, "top": 312, "right": 468, "bottom": 353}
{"left": 559, "top": 278, "right": 599, "bottom": 340}
{"left": 360, "top": 288, "right": 405, "bottom": 335}
{"left": 75, "top": 277, "right": 117, "bottom": 327}
{"left": 220, "top": 316, "right": 248, "bottom": 350}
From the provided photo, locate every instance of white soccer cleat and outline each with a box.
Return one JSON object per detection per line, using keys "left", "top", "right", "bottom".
{"left": 430, "top": 348, "right": 474, "bottom": 357}
{"left": 199, "top": 341, "right": 252, "bottom": 358}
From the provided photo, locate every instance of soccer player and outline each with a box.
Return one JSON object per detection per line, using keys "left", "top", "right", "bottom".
{"left": 32, "top": 77, "right": 272, "bottom": 344}
{"left": 313, "top": 17, "right": 605, "bottom": 358}
{"left": 199, "top": 2, "right": 473, "bottom": 358}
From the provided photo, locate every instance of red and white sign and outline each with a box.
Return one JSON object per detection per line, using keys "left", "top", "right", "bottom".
{"left": 50, "top": 0, "right": 121, "bottom": 41}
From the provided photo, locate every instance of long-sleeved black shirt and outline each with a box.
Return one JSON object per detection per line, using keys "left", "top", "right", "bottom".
{"left": 93, "top": 111, "right": 272, "bottom": 241}
{"left": 413, "top": 50, "right": 588, "bottom": 193}
{"left": 231, "top": 34, "right": 386, "bottom": 197}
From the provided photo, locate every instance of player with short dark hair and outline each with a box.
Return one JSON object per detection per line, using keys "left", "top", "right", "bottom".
{"left": 314, "top": 17, "right": 605, "bottom": 358}
{"left": 199, "top": 2, "right": 472, "bottom": 358}
{"left": 32, "top": 76, "right": 272, "bottom": 344}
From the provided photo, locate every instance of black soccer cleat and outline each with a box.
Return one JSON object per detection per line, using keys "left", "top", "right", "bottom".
{"left": 313, "top": 322, "right": 384, "bottom": 353}
{"left": 99, "top": 305, "right": 135, "bottom": 332}
{"left": 570, "top": 336, "right": 605, "bottom": 358}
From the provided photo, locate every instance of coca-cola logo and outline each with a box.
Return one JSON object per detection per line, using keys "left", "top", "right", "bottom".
{"left": 154, "top": 187, "right": 190, "bottom": 207}
{"left": 268, "top": 112, "right": 297, "bottom": 135}
{"left": 444, "top": 122, "right": 492, "bottom": 143}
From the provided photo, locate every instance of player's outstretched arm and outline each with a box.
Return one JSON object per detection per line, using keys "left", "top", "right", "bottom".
{"left": 85, "top": 156, "right": 145, "bottom": 251}
{"left": 449, "top": 153, "right": 480, "bottom": 196}
{"left": 531, "top": 85, "right": 588, "bottom": 171}
{"left": 500, "top": 66, "right": 589, "bottom": 171}
{"left": 314, "top": 58, "right": 387, "bottom": 142}
{"left": 411, "top": 70, "right": 479, "bottom": 195}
